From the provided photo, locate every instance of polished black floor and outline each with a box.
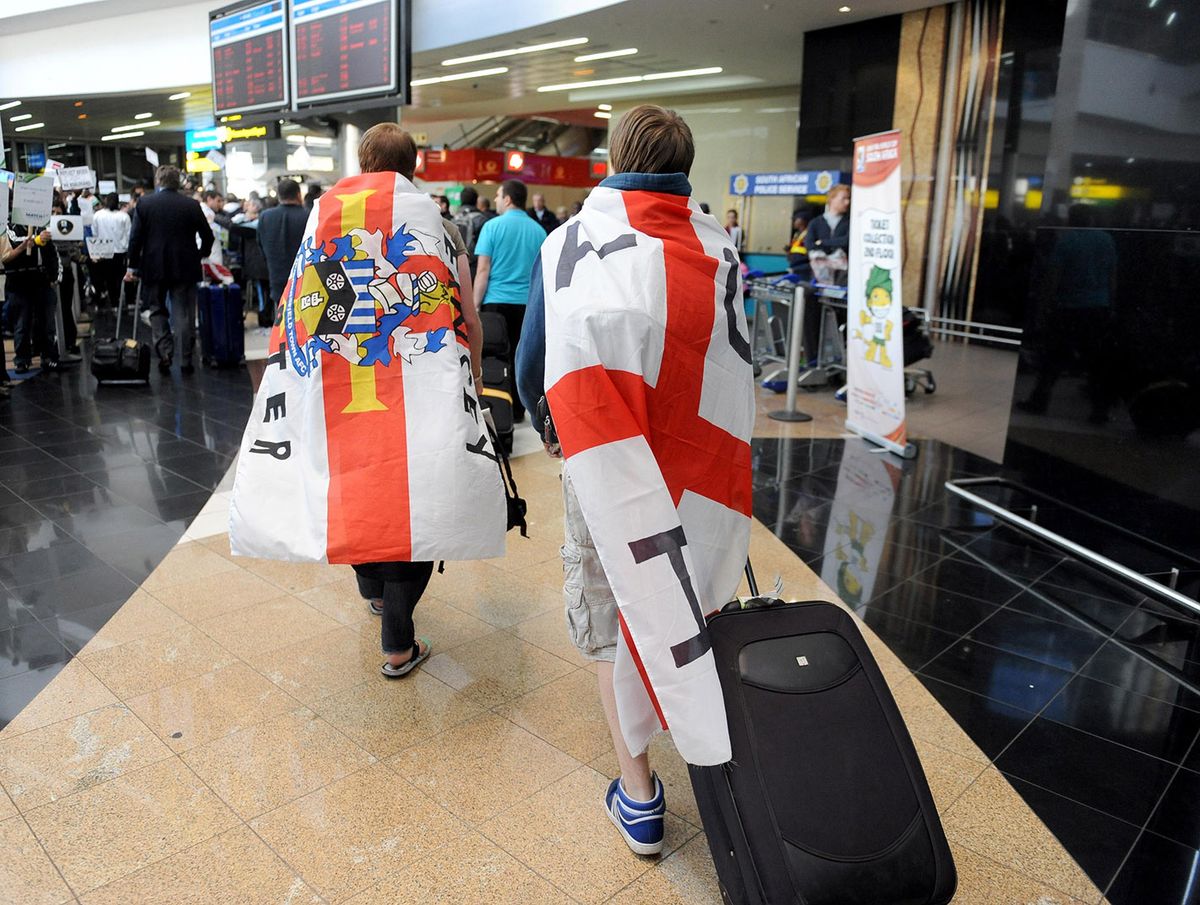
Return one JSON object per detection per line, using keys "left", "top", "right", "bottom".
{"left": 0, "top": 314, "right": 252, "bottom": 729}
{"left": 753, "top": 437, "right": 1200, "bottom": 905}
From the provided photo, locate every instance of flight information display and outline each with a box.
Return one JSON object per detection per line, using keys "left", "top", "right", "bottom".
{"left": 290, "top": 0, "right": 404, "bottom": 106}
{"left": 210, "top": 0, "right": 289, "bottom": 115}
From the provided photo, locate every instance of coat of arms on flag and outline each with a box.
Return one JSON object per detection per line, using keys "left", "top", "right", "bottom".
{"left": 230, "top": 172, "right": 506, "bottom": 565}
{"left": 541, "top": 185, "right": 755, "bottom": 766}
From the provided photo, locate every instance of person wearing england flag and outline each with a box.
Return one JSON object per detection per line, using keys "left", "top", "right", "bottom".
{"left": 517, "top": 105, "right": 755, "bottom": 856}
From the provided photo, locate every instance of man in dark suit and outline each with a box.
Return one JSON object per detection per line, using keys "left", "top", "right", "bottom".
{"left": 527, "top": 193, "right": 559, "bottom": 234}
{"left": 257, "top": 178, "right": 310, "bottom": 326}
{"left": 126, "top": 165, "right": 213, "bottom": 374}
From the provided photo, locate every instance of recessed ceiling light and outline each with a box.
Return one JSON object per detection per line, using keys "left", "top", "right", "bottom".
{"left": 112, "top": 121, "right": 159, "bottom": 132}
{"left": 168, "top": 92, "right": 191, "bottom": 100}
{"left": 594, "top": 111, "right": 612, "bottom": 119}
{"left": 598, "top": 103, "right": 612, "bottom": 111}
{"left": 102, "top": 130, "right": 144, "bottom": 141}
{"left": 134, "top": 112, "right": 154, "bottom": 119}
{"left": 538, "top": 67, "right": 723, "bottom": 92}
{"left": 78, "top": 114, "right": 88, "bottom": 120}
{"left": 441, "top": 37, "right": 587, "bottom": 67}
{"left": 1166, "top": 10, "right": 1176, "bottom": 24}
{"left": 839, "top": 5, "right": 851, "bottom": 11}
{"left": 574, "top": 48, "right": 638, "bottom": 62}
{"left": 411, "top": 66, "right": 509, "bottom": 86}
{"left": 10, "top": 113, "right": 32, "bottom": 122}
{"left": 0, "top": 101, "right": 21, "bottom": 111}
{"left": 642, "top": 67, "right": 723, "bottom": 81}
{"left": 73, "top": 101, "right": 84, "bottom": 108}
{"left": 14, "top": 122, "right": 45, "bottom": 132}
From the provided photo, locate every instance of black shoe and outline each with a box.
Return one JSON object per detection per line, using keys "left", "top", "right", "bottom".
{"left": 181, "top": 364, "right": 195, "bottom": 375}
{"left": 158, "top": 359, "right": 172, "bottom": 374}
{"left": 14, "top": 363, "right": 29, "bottom": 375}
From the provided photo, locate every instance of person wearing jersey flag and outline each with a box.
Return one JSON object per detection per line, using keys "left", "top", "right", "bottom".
{"left": 518, "top": 105, "right": 754, "bottom": 855}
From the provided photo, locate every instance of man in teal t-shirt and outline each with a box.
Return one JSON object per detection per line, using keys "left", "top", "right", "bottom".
{"left": 474, "top": 178, "right": 548, "bottom": 421}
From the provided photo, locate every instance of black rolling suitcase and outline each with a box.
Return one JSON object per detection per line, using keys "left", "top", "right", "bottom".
{"left": 690, "top": 569, "right": 956, "bottom": 905}
{"left": 92, "top": 287, "right": 151, "bottom": 385}
{"left": 479, "top": 311, "right": 514, "bottom": 453}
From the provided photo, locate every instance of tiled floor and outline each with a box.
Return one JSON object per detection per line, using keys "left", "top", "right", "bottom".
{"left": 0, "top": 323, "right": 1185, "bottom": 903}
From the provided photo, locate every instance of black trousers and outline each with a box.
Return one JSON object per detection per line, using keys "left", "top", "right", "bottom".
{"left": 10, "top": 281, "right": 58, "bottom": 368}
{"left": 353, "top": 561, "right": 434, "bottom": 655}
{"left": 481, "top": 301, "right": 526, "bottom": 420}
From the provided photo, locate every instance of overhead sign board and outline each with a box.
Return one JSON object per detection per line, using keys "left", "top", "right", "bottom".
{"left": 729, "top": 170, "right": 845, "bottom": 197}
{"left": 289, "top": 0, "right": 410, "bottom": 108}
{"left": 210, "top": 0, "right": 289, "bottom": 116}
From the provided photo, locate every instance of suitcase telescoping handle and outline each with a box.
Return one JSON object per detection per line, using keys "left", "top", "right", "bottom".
{"left": 744, "top": 560, "right": 759, "bottom": 598}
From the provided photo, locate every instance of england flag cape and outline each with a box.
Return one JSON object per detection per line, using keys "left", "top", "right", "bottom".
{"left": 230, "top": 172, "right": 506, "bottom": 564}
{"left": 542, "top": 184, "right": 754, "bottom": 766}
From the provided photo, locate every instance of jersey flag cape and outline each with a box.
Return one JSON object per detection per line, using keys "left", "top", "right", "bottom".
{"left": 542, "top": 186, "right": 754, "bottom": 766}
{"left": 229, "top": 172, "right": 506, "bottom": 564}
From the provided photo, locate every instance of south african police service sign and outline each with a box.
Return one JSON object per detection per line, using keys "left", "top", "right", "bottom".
{"left": 728, "top": 171, "right": 844, "bottom": 197}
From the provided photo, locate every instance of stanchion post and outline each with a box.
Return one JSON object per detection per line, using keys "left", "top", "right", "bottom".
{"left": 768, "top": 282, "right": 813, "bottom": 423}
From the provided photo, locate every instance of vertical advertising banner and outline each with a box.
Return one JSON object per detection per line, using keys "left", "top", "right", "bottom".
{"left": 846, "top": 130, "right": 910, "bottom": 456}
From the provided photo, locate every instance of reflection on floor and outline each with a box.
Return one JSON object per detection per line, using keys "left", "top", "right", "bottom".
{"left": 753, "top": 437, "right": 1200, "bottom": 905}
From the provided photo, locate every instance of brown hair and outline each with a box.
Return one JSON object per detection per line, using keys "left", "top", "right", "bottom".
{"left": 826, "top": 184, "right": 850, "bottom": 202}
{"left": 155, "top": 165, "right": 182, "bottom": 190}
{"left": 358, "top": 123, "right": 418, "bottom": 178}
{"left": 608, "top": 105, "right": 694, "bottom": 177}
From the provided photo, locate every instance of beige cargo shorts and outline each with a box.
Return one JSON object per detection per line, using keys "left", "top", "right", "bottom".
{"left": 561, "top": 472, "right": 619, "bottom": 662}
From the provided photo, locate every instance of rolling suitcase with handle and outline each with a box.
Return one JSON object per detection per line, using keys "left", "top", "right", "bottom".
{"left": 91, "top": 286, "right": 151, "bottom": 385}
{"left": 479, "top": 311, "right": 515, "bottom": 453}
{"left": 690, "top": 566, "right": 956, "bottom": 905}
{"left": 197, "top": 282, "right": 245, "bottom": 368}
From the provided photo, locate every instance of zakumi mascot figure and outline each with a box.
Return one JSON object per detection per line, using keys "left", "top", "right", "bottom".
{"left": 856, "top": 264, "right": 894, "bottom": 369}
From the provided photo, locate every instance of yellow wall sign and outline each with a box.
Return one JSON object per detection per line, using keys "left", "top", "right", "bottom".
{"left": 218, "top": 124, "right": 269, "bottom": 142}
{"left": 185, "top": 152, "right": 221, "bottom": 173}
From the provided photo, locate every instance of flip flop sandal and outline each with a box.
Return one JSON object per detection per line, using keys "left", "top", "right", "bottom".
{"left": 367, "top": 599, "right": 383, "bottom": 616}
{"left": 381, "top": 639, "right": 431, "bottom": 678}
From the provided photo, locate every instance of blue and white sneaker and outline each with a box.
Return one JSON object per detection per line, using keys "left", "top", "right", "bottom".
{"left": 605, "top": 774, "right": 665, "bottom": 856}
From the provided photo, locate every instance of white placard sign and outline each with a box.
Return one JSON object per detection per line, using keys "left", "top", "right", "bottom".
{"left": 145, "top": 147, "right": 159, "bottom": 168}
{"left": 58, "top": 166, "right": 96, "bottom": 191}
{"left": 12, "top": 174, "right": 55, "bottom": 228}
{"left": 49, "top": 215, "right": 85, "bottom": 241}
{"left": 98, "top": 180, "right": 117, "bottom": 195}
{"left": 87, "top": 237, "right": 116, "bottom": 259}
{"left": 44, "top": 159, "right": 65, "bottom": 172}
{"left": 0, "top": 180, "right": 8, "bottom": 232}
{"left": 846, "top": 129, "right": 911, "bottom": 457}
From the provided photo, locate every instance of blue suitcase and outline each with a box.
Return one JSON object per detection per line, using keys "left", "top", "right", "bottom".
{"left": 197, "top": 283, "right": 245, "bottom": 368}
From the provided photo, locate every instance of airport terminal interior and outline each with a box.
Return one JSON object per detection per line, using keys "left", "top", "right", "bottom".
{"left": 0, "top": 0, "right": 1198, "bottom": 903}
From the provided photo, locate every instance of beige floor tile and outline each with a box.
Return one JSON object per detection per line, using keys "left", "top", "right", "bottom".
{"left": 511, "top": 554, "right": 569, "bottom": 593}
{"left": 479, "top": 766, "right": 697, "bottom": 905}
{"left": 507, "top": 606, "right": 590, "bottom": 666}
{"left": 80, "top": 626, "right": 238, "bottom": 701}
{"left": 591, "top": 733, "right": 701, "bottom": 829}
{"left": 79, "top": 824, "right": 323, "bottom": 905}
{"left": 240, "top": 557, "right": 347, "bottom": 594}
{"left": 0, "top": 787, "right": 15, "bottom": 820}
{"left": 245, "top": 625, "right": 380, "bottom": 705}
{"left": 126, "top": 662, "right": 298, "bottom": 753}
{"left": 891, "top": 679, "right": 991, "bottom": 765}
{"left": 949, "top": 842, "right": 1092, "bottom": 905}
{"left": 0, "top": 704, "right": 173, "bottom": 812}
{"left": 297, "top": 576, "right": 374, "bottom": 626}
{"left": 912, "top": 736, "right": 988, "bottom": 815}
{"left": 197, "top": 532, "right": 235, "bottom": 560}
{"left": 493, "top": 668, "right": 612, "bottom": 763}
{"left": 389, "top": 712, "right": 581, "bottom": 825}
{"left": 943, "top": 769, "right": 1103, "bottom": 903}
{"left": 611, "top": 835, "right": 723, "bottom": 905}
{"left": 76, "top": 591, "right": 188, "bottom": 655}
{"left": 0, "top": 660, "right": 118, "bottom": 740}
{"left": 312, "top": 671, "right": 485, "bottom": 758}
{"left": 142, "top": 541, "right": 242, "bottom": 592}
{"left": 422, "top": 633, "right": 577, "bottom": 708}
{"left": 250, "top": 763, "right": 468, "bottom": 904}
{"left": 433, "top": 560, "right": 562, "bottom": 628}
{"left": 0, "top": 814, "right": 74, "bottom": 905}
{"left": 342, "top": 831, "right": 572, "bottom": 905}
{"left": 25, "top": 757, "right": 238, "bottom": 894}
{"left": 196, "top": 595, "right": 341, "bottom": 660}
{"left": 151, "top": 568, "right": 285, "bottom": 624}
{"left": 182, "top": 707, "right": 375, "bottom": 819}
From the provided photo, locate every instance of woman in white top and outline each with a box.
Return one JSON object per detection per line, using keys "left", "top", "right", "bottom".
{"left": 91, "top": 193, "right": 132, "bottom": 308}
{"left": 725, "top": 208, "right": 744, "bottom": 251}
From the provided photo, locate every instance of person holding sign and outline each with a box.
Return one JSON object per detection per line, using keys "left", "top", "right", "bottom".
{"left": 2, "top": 224, "right": 59, "bottom": 373}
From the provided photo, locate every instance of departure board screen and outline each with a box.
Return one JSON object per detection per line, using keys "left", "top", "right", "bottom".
{"left": 210, "top": 0, "right": 289, "bottom": 116}
{"left": 290, "top": 0, "right": 405, "bottom": 106}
